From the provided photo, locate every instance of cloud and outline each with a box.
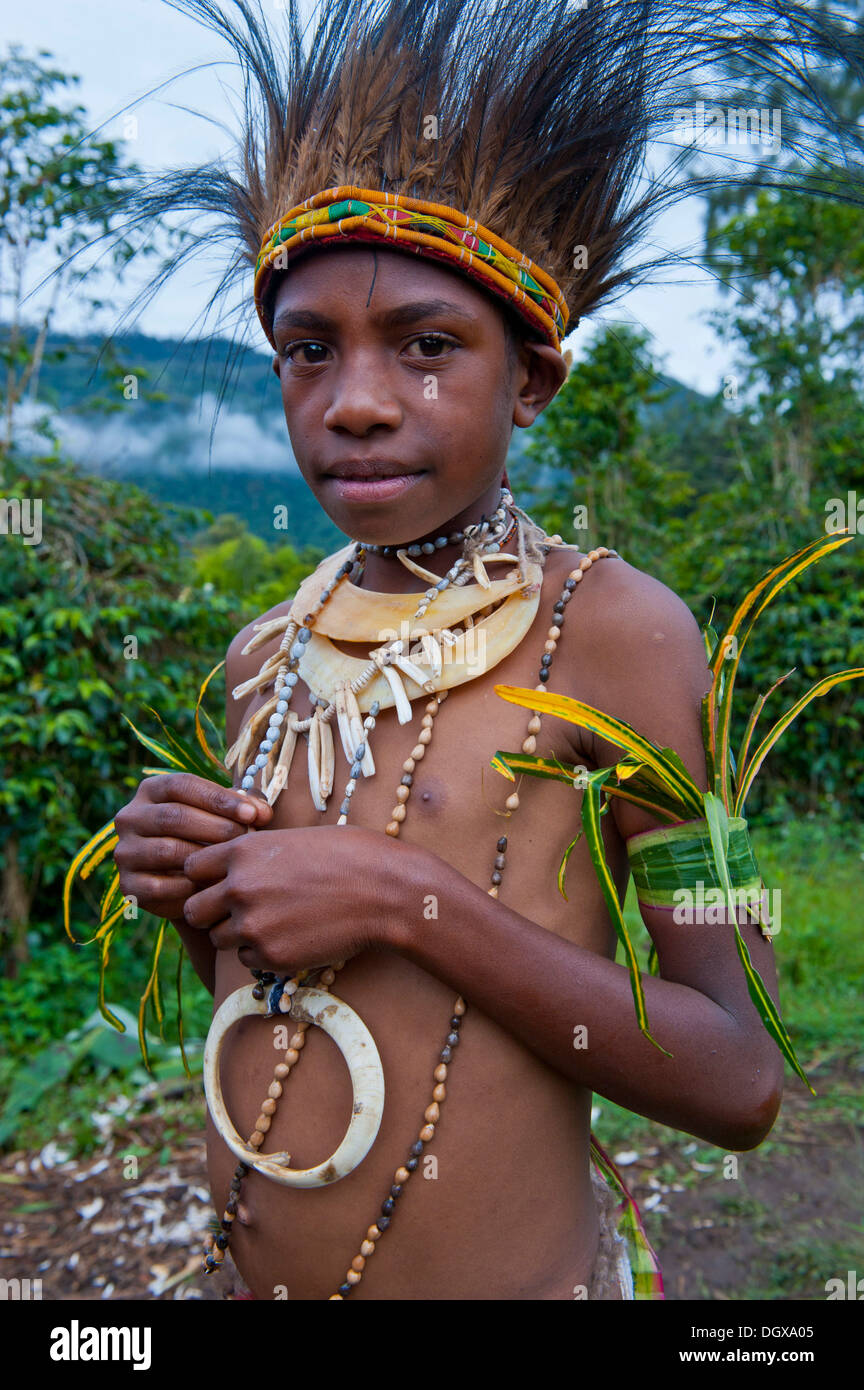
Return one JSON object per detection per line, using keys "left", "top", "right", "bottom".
{"left": 13, "top": 393, "right": 299, "bottom": 474}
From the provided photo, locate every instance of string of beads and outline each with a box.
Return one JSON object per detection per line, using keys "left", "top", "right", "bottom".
{"left": 204, "top": 517, "right": 616, "bottom": 1296}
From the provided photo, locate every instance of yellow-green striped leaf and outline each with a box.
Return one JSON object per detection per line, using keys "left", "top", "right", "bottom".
{"left": 735, "top": 667, "right": 796, "bottom": 795}
{"left": 734, "top": 669, "right": 864, "bottom": 816}
{"left": 493, "top": 748, "right": 684, "bottom": 822}
{"left": 709, "top": 532, "right": 854, "bottom": 811}
{"left": 702, "top": 791, "right": 813, "bottom": 1094}
{"left": 97, "top": 930, "right": 125, "bottom": 1033}
{"left": 138, "top": 921, "right": 167, "bottom": 1073}
{"left": 557, "top": 832, "right": 584, "bottom": 899}
{"left": 495, "top": 685, "right": 703, "bottom": 815}
{"left": 121, "top": 716, "right": 188, "bottom": 770}
{"left": 732, "top": 921, "right": 815, "bottom": 1095}
{"left": 582, "top": 772, "right": 673, "bottom": 1058}
{"left": 99, "top": 871, "right": 122, "bottom": 923}
{"left": 194, "top": 661, "right": 229, "bottom": 773}
{"left": 63, "top": 820, "right": 117, "bottom": 941}
{"left": 176, "top": 945, "right": 192, "bottom": 1079}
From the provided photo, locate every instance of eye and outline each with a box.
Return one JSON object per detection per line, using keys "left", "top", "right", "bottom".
{"left": 406, "top": 334, "right": 456, "bottom": 358}
{"left": 281, "top": 341, "right": 330, "bottom": 365}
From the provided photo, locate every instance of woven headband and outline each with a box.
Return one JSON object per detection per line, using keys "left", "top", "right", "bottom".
{"left": 254, "top": 185, "right": 569, "bottom": 351}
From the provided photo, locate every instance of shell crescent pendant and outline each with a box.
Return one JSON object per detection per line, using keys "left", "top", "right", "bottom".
{"left": 204, "top": 984, "right": 385, "bottom": 1188}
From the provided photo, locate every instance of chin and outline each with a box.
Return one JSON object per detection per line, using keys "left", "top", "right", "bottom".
{"left": 316, "top": 475, "right": 437, "bottom": 545}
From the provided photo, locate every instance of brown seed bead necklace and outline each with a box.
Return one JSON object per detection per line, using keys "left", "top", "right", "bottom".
{"left": 203, "top": 540, "right": 617, "bottom": 1298}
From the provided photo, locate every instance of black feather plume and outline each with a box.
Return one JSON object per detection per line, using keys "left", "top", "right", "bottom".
{"left": 66, "top": 0, "right": 864, "bottom": 417}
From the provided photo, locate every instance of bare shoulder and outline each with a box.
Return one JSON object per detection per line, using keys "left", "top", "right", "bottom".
{"left": 543, "top": 543, "right": 703, "bottom": 648}
{"left": 225, "top": 596, "right": 295, "bottom": 692}
{"left": 543, "top": 544, "right": 713, "bottom": 835}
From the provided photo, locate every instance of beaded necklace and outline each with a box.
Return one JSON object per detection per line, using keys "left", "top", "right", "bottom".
{"left": 203, "top": 495, "right": 617, "bottom": 1298}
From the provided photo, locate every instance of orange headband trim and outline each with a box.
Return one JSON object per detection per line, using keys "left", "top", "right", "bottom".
{"left": 254, "top": 185, "right": 569, "bottom": 350}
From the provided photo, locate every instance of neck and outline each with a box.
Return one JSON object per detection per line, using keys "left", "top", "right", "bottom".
{"left": 353, "top": 478, "right": 507, "bottom": 593}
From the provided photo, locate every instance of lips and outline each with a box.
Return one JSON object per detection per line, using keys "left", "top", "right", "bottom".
{"left": 323, "top": 462, "right": 426, "bottom": 504}
{"left": 325, "top": 459, "right": 423, "bottom": 480}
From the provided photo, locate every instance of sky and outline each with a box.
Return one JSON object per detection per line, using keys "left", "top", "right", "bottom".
{"left": 5, "top": 0, "right": 744, "bottom": 394}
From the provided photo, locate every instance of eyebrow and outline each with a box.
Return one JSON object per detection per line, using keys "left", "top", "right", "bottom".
{"left": 272, "top": 298, "right": 479, "bottom": 332}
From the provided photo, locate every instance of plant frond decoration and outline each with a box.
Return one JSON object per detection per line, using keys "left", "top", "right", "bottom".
{"left": 62, "top": 664, "right": 231, "bottom": 1070}
{"left": 493, "top": 532, "right": 863, "bottom": 1095}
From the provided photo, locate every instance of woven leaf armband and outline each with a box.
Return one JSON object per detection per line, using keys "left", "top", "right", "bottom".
{"left": 626, "top": 816, "right": 770, "bottom": 928}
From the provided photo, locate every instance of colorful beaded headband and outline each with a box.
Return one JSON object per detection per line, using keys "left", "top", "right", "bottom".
{"left": 254, "top": 185, "right": 570, "bottom": 351}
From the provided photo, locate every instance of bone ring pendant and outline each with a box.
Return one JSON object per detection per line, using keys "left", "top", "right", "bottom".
{"left": 204, "top": 984, "right": 385, "bottom": 1188}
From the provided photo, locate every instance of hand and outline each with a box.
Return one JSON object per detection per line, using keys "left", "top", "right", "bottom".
{"left": 112, "top": 773, "right": 273, "bottom": 923}
{"left": 182, "top": 824, "right": 410, "bottom": 975}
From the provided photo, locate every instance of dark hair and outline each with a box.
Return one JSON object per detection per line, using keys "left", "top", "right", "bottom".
{"left": 82, "top": 0, "right": 864, "bottom": 433}
{"left": 498, "top": 301, "right": 544, "bottom": 375}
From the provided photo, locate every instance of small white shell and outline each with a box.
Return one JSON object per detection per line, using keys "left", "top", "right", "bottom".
{"left": 380, "top": 662, "right": 413, "bottom": 724}
{"left": 306, "top": 711, "right": 326, "bottom": 811}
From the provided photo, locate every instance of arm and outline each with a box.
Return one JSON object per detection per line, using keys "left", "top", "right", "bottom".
{"left": 386, "top": 565, "right": 784, "bottom": 1151}
{"left": 387, "top": 855, "right": 781, "bottom": 1151}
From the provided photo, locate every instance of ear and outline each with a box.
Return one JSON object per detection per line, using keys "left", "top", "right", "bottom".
{"left": 272, "top": 354, "right": 280, "bottom": 378}
{"left": 512, "top": 344, "right": 568, "bottom": 428}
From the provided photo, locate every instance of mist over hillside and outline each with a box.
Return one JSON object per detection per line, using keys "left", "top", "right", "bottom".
{"left": 13, "top": 324, "right": 707, "bottom": 547}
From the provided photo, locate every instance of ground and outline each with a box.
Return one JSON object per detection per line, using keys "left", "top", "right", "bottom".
{"left": 1, "top": 1056, "right": 860, "bottom": 1302}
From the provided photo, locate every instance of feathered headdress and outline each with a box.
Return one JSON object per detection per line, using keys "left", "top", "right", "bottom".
{"left": 87, "top": 0, "right": 864, "bottom": 392}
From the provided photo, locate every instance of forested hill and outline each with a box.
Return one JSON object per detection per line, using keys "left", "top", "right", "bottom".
{"left": 13, "top": 322, "right": 711, "bottom": 547}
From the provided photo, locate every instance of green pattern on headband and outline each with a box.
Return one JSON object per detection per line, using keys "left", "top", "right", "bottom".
{"left": 254, "top": 186, "right": 568, "bottom": 347}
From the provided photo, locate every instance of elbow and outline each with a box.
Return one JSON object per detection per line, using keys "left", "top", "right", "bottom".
{"left": 727, "top": 1092, "right": 782, "bottom": 1152}
{"left": 690, "top": 1042, "right": 784, "bottom": 1151}
{"left": 721, "top": 1064, "right": 784, "bottom": 1153}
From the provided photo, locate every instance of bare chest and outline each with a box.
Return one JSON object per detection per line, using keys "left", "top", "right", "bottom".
{"left": 208, "top": 556, "right": 626, "bottom": 1296}
{"left": 229, "top": 566, "right": 625, "bottom": 965}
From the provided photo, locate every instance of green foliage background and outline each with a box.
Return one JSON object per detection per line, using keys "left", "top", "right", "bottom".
{"left": 1, "top": 45, "right": 862, "bottom": 1158}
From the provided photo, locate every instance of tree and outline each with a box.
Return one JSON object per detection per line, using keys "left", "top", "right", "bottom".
{"left": 0, "top": 46, "right": 142, "bottom": 459}
{"left": 675, "top": 190, "right": 864, "bottom": 820}
{"left": 0, "top": 443, "right": 245, "bottom": 977}
{"left": 512, "top": 325, "right": 695, "bottom": 575}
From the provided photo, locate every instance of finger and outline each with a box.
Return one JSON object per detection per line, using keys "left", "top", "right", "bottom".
{"left": 234, "top": 944, "right": 274, "bottom": 973}
{"left": 183, "top": 841, "right": 234, "bottom": 882}
{"left": 114, "top": 833, "right": 205, "bottom": 874}
{"left": 209, "top": 920, "right": 248, "bottom": 953}
{"left": 184, "top": 880, "right": 232, "bottom": 930}
{"left": 118, "top": 871, "right": 196, "bottom": 920}
{"left": 134, "top": 801, "right": 254, "bottom": 846}
{"left": 145, "top": 774, "right": 262, "bottom": 827}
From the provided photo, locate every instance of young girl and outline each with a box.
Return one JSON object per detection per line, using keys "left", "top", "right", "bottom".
{"left": 105, "top": 0, "right": 861, "bottom": 1299}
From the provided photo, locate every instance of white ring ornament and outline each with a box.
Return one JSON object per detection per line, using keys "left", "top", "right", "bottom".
{"left": 204, "top": 984, "right": 385, "bottom": 1188}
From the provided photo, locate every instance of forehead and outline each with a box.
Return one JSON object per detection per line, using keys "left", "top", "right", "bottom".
{"left": 269, "top": 242, "right": 504, "bottom": 326}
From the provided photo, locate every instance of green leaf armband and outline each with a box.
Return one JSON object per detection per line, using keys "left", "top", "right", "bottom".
{"left": 626, "top": 816, "right": 766, "bottom": 921}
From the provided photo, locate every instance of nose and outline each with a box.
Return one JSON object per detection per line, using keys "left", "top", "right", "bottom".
{"left": 323, "top": 350, "right": 403, "bottom": 435}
